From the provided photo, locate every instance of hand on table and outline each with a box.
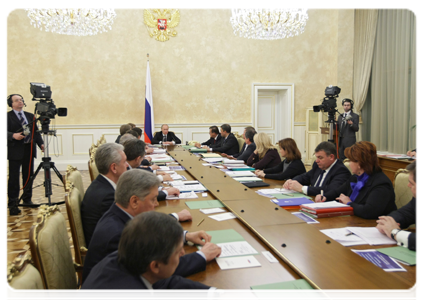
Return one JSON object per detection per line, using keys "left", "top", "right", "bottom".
{"left": 176, "top": 209, "right": 192, "bottom": 222}
{"left": 314, "top": 195, "right": 326, "bottom": 202}
{"left": 255, "top": 170, "right": 265, "bottom": 178}
{"left": 162, "top": 174, "right": 173, "bottom": 181}
{"left": 164, "top": 187, "right": 180, "bottom": 196}
{"left": 336, "top": 193, "right": 351, "bottom": 204}
{"left": 376, "top": 216, "right": 401, "bottom": 239}
{"left": 200, "top": 242, "right": 222, "bottom": 262}
{"left": 186, "top": 230, "right": 211, "bottom": 245}
{"left": 283, "top": 180, "right": 303, "bottom": 193}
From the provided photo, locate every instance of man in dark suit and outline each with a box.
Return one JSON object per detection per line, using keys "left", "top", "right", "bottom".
{"left": 377, "top": 161, "right": 416, "bottom": 251}
{"left": 124, "top": 139, "right": 180, "bottom": 200}
{"left": 203, "top": 124, "right": 239, "bottom": 156}
{"left": 194, "top": 125, "right": 222, "bottom": 148}
{"left": 227, "top": 127, "right": 256, "bottom": 163}
{"left": 7, "top": 94, "right": 44, "bottom": 215}
{"left": 284, "top": 141, "right": 351, "bottom": 196}
{"left": 82, "top": 211, "right": 214, "bottom": 289}
{"left": 115, "top": 123, "right": 132, "bottom": 144}
{"left": 82, "top": 170, "right": 221, "bottom": 285}
{"left": 151, "top": 124, "right": 181, "bottom": 145}
{"left": 81, "top": 143, "right": 128, "bottom": 246}
{"left": 337, "top": 98, "right": 359, "bottom": 160}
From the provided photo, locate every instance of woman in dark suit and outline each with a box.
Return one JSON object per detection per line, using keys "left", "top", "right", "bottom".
{"left": 255, "top": 138, "right": 305, "bottom": 180}
{"left": 246, "top": 133, "right": 281, "bottom": 170}
{"left": 315, "top": 141, "right": 396, "bottom": 219}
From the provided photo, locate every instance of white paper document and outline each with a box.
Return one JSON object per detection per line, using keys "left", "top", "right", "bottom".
{"left": 169, "top": 180, "right": 200, "bottom": 186}
{"left": 320, "top": 228, "right": 367, "bottom": 246}
{"left": 200, "top": 208, "right": 226, "bottom": 214}
{"left": 208, "top": 212, "right": 236, "bottom": 221}
{"left": 226, "top": 171, "right": 256, "bottom": 177}
{"left": 202, "top": 158, "right": 224, "bottom": 163}
{"left": 166, "top": 191, "right": 198, "bottom": 200}
{"left": 216, "top": 255, "right": 261, "bottom": 270}
{"left": 222, "top": 159, "right": 244, "bottom": 164}
{"left": 256, "top": 188, "right": 296, "bottom": 195}
{"left": 158, "top": 166, "right": 170, "bottom": 171}
{"left": 302, "top": 202, "right": 349, "bottom": 209}
{"left": 262, "top": 251, "right": 278, "bottom": 263}
{"left": 216, "top": 241, "right": 258, "bottom": 258}
{"left": 175, "top": 184, "right": 207, "bottom": 192}
{"left": 346, "top": 227, "right": 397, "bottom": 246}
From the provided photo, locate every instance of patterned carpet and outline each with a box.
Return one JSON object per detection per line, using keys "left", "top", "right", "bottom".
{"left": 6, "top": 169, "right": 91, "bottom": 266}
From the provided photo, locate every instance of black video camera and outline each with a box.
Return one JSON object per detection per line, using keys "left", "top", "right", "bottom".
{"left": 313, "top": 85, "right": 341, "bottom": 114}
{"left": 30, "top": 82, "right": 67, "bottom": 119}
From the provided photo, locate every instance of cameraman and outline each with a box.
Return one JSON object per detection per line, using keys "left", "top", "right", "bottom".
{"left": 337, "top": 98, "right": 359, "bottom": 160}
{"left": 7, "top": 94, "right": 44, "bottom": 215}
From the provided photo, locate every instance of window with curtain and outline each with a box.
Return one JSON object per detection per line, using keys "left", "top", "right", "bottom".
{"left": 362, "top": 9, "right": 416, "bottom": 154}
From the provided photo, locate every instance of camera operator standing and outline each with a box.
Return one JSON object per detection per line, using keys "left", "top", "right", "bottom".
{"left": 7, "top": 94, "right": 44, "bottom": 215}
{"left": 337, "top": 98, "right": 359, "bottom": 160}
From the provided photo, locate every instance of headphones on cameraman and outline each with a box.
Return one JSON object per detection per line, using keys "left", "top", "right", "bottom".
{"left": 7, "top": 94, "right": 26, "bottom": 108}
{"left": 341, "top": 98, "right": 354, "bottom": 109}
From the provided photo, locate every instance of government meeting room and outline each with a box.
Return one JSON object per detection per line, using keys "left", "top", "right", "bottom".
{"left": 4, "top": 6, "right": 419, "bottom": 300}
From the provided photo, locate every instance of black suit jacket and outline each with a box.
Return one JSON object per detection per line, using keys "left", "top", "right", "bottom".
{"left": 82, "top": 251, "right": 210, "bottom": 289}
{"left": 201, "top": 133, "right": 222, "bottom": 146}
{"left": 324, "top": 171, "right": 397, "bottom": 219}
{"left": 211, "top": 133, "right": 239, "bottom": 156}
{"left": 82, "top": 204, "right": 206, "bottom": 283}
{"left": 264, "top": 159, "right": 306, "bottom": 181}
{"left": 389, "top": 198, "right": 416, "bottom": 250}
{"left": 7, "top": 110, "right": 43, "bottom": 160}
{"left": 233, "top": 143, "right": 256, "bottom": 163}
{"left": 81, "top": 175, "right": 116, "bottom": 247}
{"left": 152, "top": 131, "right": 181, "bottom": 144}
{"left": 293, "top": 159, "right": 351, "bottom": 196}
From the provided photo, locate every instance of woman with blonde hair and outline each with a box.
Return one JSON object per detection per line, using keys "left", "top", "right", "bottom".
{"left": 247, "top": 133, "right": 281, "bottom": 169}
{"left": 255, "top": 138, "right": 306, "bottom": 180}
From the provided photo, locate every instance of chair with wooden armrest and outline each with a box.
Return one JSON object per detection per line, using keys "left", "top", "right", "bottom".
{"left": 29, "top": 205, "right": 80, "bottom": 289}
{"left": 8, "top": 254, "right": 44, "bottom": 289}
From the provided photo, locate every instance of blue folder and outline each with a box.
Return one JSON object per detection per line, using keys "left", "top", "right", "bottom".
{"left": 273, "top": 197, "right": 314, "bottom": 207}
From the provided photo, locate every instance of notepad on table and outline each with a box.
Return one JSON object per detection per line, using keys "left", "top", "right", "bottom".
{"left": 216, "top": 255, "right": 261, "bottom": 270}
{"left": 201, "top": 153, "right": 222, "bottom": 158}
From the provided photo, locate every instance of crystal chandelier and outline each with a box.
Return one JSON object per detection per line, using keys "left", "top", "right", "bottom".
{"left": 230, "top": 9, "right": 308, "bottom": 40}
{"left": 25, "top": 9, "right": 117, "bottom": 36}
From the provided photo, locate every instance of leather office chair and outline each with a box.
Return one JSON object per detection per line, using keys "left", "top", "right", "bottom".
{"left": 65, "top": 184, "right": 87, "bottom": 283}
{"left": 394, "top": 169, "right": 413, "bottom": 209}
{"left": 342, "top": 158, "right": 353, "bottom": 174}
{"left": 236, "top": 137, "right": 244, "bottom": 152}
{"left": 64, "top": 165, "right": 84, "bottom": 196}
{"left": 8, "top": 255, "right": 44, "bottom": 289}
{"left": 29, "top": 205, "right": 79, "bottom": 289}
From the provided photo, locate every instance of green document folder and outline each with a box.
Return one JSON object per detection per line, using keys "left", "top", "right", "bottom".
{"left": 181, "top": 145, "right": 193, "bottom": 149}
{"left": 251, "top": 279, "right": 324, "bottom": 300}
{"left": 377, "top": 246, "right": 416, "bottom": 265}
{"left": 185, "top": 200, "right": 224, "bottom": 209}
{"left": 190, "top": 148, "right": 207, "bottom": 153}
{"left": 205, "top": 229, "right": 245, "bottom": 244}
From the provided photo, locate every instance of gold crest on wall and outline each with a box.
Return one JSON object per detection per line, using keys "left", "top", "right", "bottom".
{"left": 144, "top": 9, "right": 180, "bottom": 42}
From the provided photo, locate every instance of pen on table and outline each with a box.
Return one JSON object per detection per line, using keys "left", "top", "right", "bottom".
{"left": 197, "top": 218, "right": 205, "bottom": 227}
{"left": 345, "top": 232, "right": 354, "bottom": 236}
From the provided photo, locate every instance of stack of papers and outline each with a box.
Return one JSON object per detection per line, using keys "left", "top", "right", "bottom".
{"left": 320, "top": 228, "right": 367, "bottom": 246}
{"left": 146, "top": 154, "right": 174, "bottom": 163}
{"left": 203, "top": 158, "right": 224, "bottom": 163}
{"left": 222, "top": 159, "right": 244, "bottom": 164}
{"left": 169, "top": 180, "right": 200, "bottom": 186}
{"left": 345, "top": 227, "right": 397, "bottom": 245}
{"left": 152, "top": 149, "right": 166, "bottom": 154}
{"left": 200, "top": 208, "right": 226, "bottom": 214}
{"left": 201, "top": 153, "right": 222, "bottom": 158}
{"left": 233, "top": 177, "right": 262, "bottom": 182}
{"left": 166, "top": 191, "right": 198, "bottom": 200}
{"left": 208, "top": 212, "right": 237, "bottom": 221}
{"left": 175, "top": 183, "right": 208, "bottom": 192}
{"left": 226, "top": 171, "right": 256, "bottom": 177}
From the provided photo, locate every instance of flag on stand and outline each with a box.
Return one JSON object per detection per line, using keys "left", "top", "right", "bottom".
{"left": 144, "top": 60, "right": 154, "bottom": 144}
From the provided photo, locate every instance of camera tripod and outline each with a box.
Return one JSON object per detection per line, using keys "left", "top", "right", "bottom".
{"left": 19, "top": 118, "right": 64, "bottom": 208}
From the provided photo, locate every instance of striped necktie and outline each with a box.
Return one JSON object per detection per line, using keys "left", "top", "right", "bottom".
{"left": 18, "top": 112, "right": 31, "bottom": 143}
{"left": 314, "top": 170, "right": 326, "bottom": 187}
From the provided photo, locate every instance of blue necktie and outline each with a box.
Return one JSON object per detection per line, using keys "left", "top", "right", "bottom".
{"left": 18, "top": 112, "right": 31, "bottom": 144}
{"left": 314, "top": 170, "right": 326, "bottom": 187}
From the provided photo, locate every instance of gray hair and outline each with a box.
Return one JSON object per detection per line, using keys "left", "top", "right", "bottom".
{"left": 119, "top": 133, "right": 136, "bottom": 145}
{"left": 95, "top": 143, "right": 124, "bottom": 175}
{"left": 115, "top": 169, "right": 160, "bottom": 208}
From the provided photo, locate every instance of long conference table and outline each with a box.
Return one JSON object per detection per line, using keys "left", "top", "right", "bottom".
{"left": 154, "top": 145, "right": 415, "bottom": 290}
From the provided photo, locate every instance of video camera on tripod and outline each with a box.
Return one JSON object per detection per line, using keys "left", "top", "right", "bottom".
{"left": 312, "top": 85, "right": 342, "bottom": 143}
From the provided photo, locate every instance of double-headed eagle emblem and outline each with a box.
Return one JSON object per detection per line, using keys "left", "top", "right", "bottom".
{"left": 144, "top": 9, "right": 180, "bottom": 42}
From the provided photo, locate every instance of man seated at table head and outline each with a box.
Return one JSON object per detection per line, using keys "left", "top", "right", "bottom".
{"left": 194, "top": 126, "right": 222, "bottom": 148}
{"left": 376, "top": 161, "right": 416, "bottom": 251}
{"left": 202, "top": 124, "right": 239, "bottom": 156}
{"left": 115, "top": 124, "right": 132, "bottom": 143}
{"left": 152, "top": 124, "right": 182, "bottom": 145}
{"left": 82, "top": 169, "right": 221, "bottom": 285}
{"left": 81, "top": 143, "right": 129, "bottom": 246}
{"left": 225, "top": 127, "right": 257, "bottom": 163}
{"left": 124, "top": 139, "right": 179, "bottom": 200}
{"left": 283, "top": 141, "right": 351, "bottom": 196}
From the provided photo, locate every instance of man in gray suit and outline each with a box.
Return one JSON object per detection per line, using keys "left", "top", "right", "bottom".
{"left": 337, "top": 98, "right": 359, "bottom": 160}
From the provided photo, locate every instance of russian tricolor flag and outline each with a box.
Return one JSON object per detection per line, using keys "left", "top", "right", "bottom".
{"left": 144, "top": 61, "right": 154, "bottom": 144}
